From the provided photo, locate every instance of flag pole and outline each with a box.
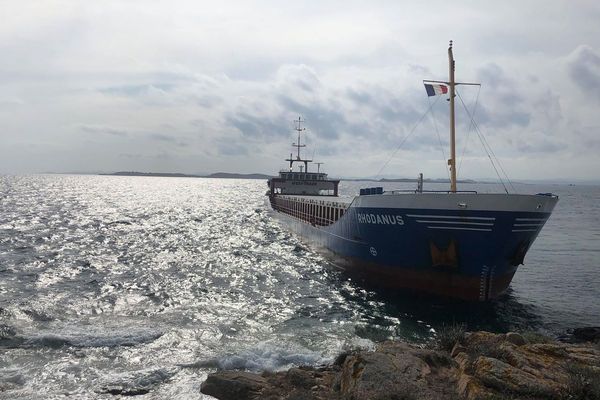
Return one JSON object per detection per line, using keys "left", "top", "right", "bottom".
{"left": 448, "top": 40, "right": 457, "bottom": 193}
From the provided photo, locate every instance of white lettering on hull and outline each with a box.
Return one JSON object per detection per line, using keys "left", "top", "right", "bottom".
{"left": 357, "top": 213, "right": 404, "bottom": 225}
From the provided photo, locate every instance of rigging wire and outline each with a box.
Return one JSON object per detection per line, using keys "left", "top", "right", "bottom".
{"left": 455, "top": 90, "right": 505, "bottom": 191}
{"left": 375, "top": 95, "right": 442, "bottom": 179}
{"left": 427, "top": 95, "right": 451, "bottom": 181}
{"left": 456, "top": 91, "right": 515, "bottom": 193}
{"left": 478, "top": 123, "right": 517, "bottom": 193}
{"left": 457, "top": 86, "right": 481, "bottom": 175}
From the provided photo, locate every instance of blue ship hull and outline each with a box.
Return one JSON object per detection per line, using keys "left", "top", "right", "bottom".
{"left": 269, "top": 192, "right": 558, "bottom": 301}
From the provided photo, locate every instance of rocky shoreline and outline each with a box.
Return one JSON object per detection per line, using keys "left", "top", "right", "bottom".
{"left": 201, "top": 328, "right": 600, "bottom": 400}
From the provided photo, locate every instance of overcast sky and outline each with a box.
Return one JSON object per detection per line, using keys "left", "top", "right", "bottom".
{"left": 1, "top": 1, "right": 599, "bottom": 180}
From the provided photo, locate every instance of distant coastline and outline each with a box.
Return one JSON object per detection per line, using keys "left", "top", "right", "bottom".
{"left": 101, "top": 171, "right": 273, "bottom": 180}
{"left": 100, "top": 171, "right": 479, "bottom": 183}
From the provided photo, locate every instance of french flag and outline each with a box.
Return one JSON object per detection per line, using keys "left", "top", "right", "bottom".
{"left": 424, "top": 83, "right": 448, "bottom": 97}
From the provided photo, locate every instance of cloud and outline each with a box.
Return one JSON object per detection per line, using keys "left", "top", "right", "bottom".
{"left": 0, "top": 2, "right": 598, "bottom": 179}
{"left": 78, "top": 124, "right": 130, "bottom": 137}
{"left": 0, "top": 97, "right": 24, "bottom": 106}
{"left": 567, "top": 45, "right": 600, "bottom": 101}
{"left": 470, "top": 63, "right": 532, "bottom": 130}
{"left": 216, "top": 140, "right": 249, "bottom": 156}
{"left": 515, "top": 136, "right": 563, "bottom": 154}
{"left": 78, "top": 125, "right": 189, "bottom": 148}
{"left": 226, "top": 111, "right": 287, "bottom": 139}
{"left": 96, "top": 71, "right": 224, "bottom": 108}
{"left": 100, "top": 83, "right": 176, "bottom": 97}
{"left": 148, "top": 133, "right": 189, "bottom": 147}
{"left": 276, "top": 64, "right": 321, "bottom": 93}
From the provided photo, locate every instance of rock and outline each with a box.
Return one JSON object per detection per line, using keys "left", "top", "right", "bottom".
{"left": 286, "top": 368, "right": 317, "bottom": 390}
{"left": 200, "top": 371, "right": 267, "bottom": 400}
{"left": 413, "top": 348, "right": 454, "bottom": 369}
{"left": 473, "top": 356, "right": 558, "bottom": 397}
{"left": 338, "top": 343, "right": 458, "bottom": 400}
{"left": 453, "top": 331, "right": 600, "bottom": 400}
{"left": 505, "top": 332, "right": 527, "bottom": 346}
{"left": 451, "top": 343, "right": 467, "bottom": 358}
{"left": 201, "top": 331, "right": 600, "bottom": 400}
{"left": 573, "top": 327, "right": 600, "bottom": 343}
{"left": 102, "top": 387, "right": 150, "bottom": 396}
{"left": 333, "top": 351, "right": 351, "bottom": 366}
{"left": 284, "top": 388, "right": 320, "bottom": 400}
{"left": 456, "top": 373, "right": 487, "bottom": 400}
{"left": 453, "top": 351, "right": 471, "bottom": 371}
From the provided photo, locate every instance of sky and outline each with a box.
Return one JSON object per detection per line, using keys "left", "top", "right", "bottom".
{"left": 1, "top": 1, "right": 599, "bottom": 181}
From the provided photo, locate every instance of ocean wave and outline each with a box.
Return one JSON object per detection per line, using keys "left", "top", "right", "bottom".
{"left": 0, "top": 324, "right": 25, "bottom": 348}
{"left": 0, "top": 324, "right": 17, "bottom": 340}
{"left": 0, "top": 368, "right": 26, "bottom": 390}
{"left": 187, "top": 341, "right": 330, "bottom": 372}
{"left": 99, "top": 367, "right": 177, "bottom": 396}
{"left": 23, "top": 329, "right": 163, "bottom": 348}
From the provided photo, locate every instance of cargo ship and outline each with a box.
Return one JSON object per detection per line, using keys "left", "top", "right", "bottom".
{"left": 266, "top": 42, "right": 558, "bottom": 301}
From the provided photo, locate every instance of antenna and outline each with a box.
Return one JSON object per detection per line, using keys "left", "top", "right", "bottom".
{"left": 285, "top": 116, "right": 313, "bottom": 172}
{"left": 448, "top": 40, "right": 457, "bottom": 192}
{"left": 293, "top": 116, "right": 306, "bottom": 160}
{"left": 315, "top": 162, "right": 324, "bottom": 173}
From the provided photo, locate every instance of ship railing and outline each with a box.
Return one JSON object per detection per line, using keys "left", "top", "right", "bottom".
{"left": 384, "top": 189, "right": 478, "bottom": 194}
{"left": 273, "top": 197, "right": 347, "bottom": 226}
{"left": 277, "top": 170, "right": 329, "bottom": 181}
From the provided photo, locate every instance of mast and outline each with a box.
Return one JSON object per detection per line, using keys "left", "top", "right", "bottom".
{"left": 424, "top": 42, "right": 479, "bottom": 192}
{"left": 448, "top": 40, "right": 457, "bottom": 193}
{"left": 293, "top": 116, "right": 308, "bottom": 172}
{"left": 293, "top": 116, "right": 306, "bottom": 159}
{"left": 286, "top": 116, "right": 312, "bottom": 172}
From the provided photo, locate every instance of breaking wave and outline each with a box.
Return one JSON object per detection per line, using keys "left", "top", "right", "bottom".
{"left": 189, "top": 341, "right": 331, "bottom": 372}
{"left": 99, "top": 367, "right": 177, "bottom": 396}
{"left": 24, "top": 329, "right": 163, "bottom": 348}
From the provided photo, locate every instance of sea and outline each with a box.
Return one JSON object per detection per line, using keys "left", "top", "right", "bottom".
{"left": 0, "top": 174, "right": 598, "bottom": 399}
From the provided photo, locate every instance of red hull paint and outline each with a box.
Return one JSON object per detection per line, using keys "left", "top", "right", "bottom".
{"left": 334, "top": 257, "right": 517, "bottom": 301}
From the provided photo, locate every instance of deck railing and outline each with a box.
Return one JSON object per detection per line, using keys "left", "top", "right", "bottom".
{"left": 272, "top": 197, "right": 347, "bottom": 226}
{"left": 383, "top": 189, "right": 478, "bottom": 194}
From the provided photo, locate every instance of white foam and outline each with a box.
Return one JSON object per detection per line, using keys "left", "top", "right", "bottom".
{"left": 201, "top": 341, "right": 330, "bottom": 372}
{"left": 100, "top": 367, "right": 177, "bottom": 395}
{"left": 24, "top": 328, "right": 163, "bottom": 348}
{"left": 0, "top": 368, "right": 26, "bottom": 387}
{"left": 343, "top": 336, "right": 376, "bottom": 352}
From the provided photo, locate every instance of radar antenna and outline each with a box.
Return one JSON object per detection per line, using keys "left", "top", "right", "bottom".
{"left": 286, "top": 116, "right": 313, "bottom": 172}
{"left": 293, "top": 116, "right": 306, "bottom": 161}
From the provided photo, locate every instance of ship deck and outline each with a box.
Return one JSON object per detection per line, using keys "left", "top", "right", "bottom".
{"left": 277, "top": 194, "right": 354, "bottom": 208}
{"left": 272, "top": 194, "right": 353, "bottom": 227}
